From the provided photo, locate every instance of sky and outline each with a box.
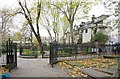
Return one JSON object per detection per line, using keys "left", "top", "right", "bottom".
{"left": 0, "top": 0, "right": 51, "bottom": 37}
{"left": 0, "top": 0, "right": 106, "bottom": 16}
{"left": 0, "top": 0, "right": 107, "bottom": 37}
{"left": 0, "top": 0, "right": 18, "bottom": 9}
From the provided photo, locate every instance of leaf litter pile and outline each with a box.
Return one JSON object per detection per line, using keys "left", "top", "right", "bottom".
{"left": 57, "top": 58, "right": 117, "bottom": 77}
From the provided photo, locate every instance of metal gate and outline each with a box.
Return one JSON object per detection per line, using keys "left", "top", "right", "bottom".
{"left": 49, "top": 43, "right": 78, "bottom": 67}
{"left": 4, "top": 38, "right": 17, "bottom": 70}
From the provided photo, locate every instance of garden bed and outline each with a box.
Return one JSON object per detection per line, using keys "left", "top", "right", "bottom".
{"left": 19, "top": 55, "right": 36, "bottom": 58}
{"left": 57, "top": 58, "right": 117, "bottom": 77}
{"left": 20, "top": 49, "right": 38, "bottom": 58}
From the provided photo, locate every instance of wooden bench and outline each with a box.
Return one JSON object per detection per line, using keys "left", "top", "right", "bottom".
{"left": 103, "top": 55, "right": 120, "bottom": 77}
{"left": 94, "top": 68, "right": 114, "bottom": 75}
{"left": 80, "top": 68, "right": 111, "bottom": 78}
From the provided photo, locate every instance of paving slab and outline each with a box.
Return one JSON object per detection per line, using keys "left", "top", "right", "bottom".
{"left": 9, "top": 57, "right": 69, "bottom": 77}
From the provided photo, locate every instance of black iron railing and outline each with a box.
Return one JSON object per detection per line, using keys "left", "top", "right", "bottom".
{"left": 49, "top": 43, "right": 78, "bottom": 67}
{"left": 49, "top": 43, "right": 120, "bottom": 67}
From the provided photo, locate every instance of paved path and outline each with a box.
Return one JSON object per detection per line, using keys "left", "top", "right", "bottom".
{"left": 10, "top": 56, "right": 69, "bottom": 77}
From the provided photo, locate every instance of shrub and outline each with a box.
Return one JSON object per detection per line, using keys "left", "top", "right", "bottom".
{"left": 0, "top": 46, "right": 6, "bottom": 54}
{"left": 92, "top": 32, "right": 108, "bottom": 44}
{"left": 22, "top": 49, "right": 38, "bottom": 57}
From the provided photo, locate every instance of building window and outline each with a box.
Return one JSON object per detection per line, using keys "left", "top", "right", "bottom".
{"left": 85, "top": 29, "right": 88, "bottom": 33}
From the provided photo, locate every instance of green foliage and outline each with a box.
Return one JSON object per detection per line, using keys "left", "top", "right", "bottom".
{"left": 33, "top": 37, "right": 39, "bottom": 46}
{"left": 60, "top": 16, "right": 69, "bottom": 34}
{"left": 0, "top": 8, "right": 15, "bottom": 41}
{"left": 0, "top": 46, "right": 6, "bottom": 54}
{"left": 22, "top": 49, "right": 38, "bottom": 57}
{"left": 57, "top": 50, "right": 71, "bottom": 57}
{"left": 92, "top": 32, "right": 108, "bottom": 44}
{"left": 12, "top": 32, "right": 23, "bottom": 42}
{"left": 52, "top": 0, "right": 100, "bottom": 43}
{"left": 45, "top": 44, "right": 50, "bottom": 51}
{"left": 71, "top": 2, "right": 78, "bottom": 9}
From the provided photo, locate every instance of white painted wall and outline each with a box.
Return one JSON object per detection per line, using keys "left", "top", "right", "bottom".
{"left": 82, "top": 29, "right": 92, "bottom": 43}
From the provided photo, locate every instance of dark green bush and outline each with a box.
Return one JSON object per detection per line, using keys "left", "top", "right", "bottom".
{"left": 45, "top": 44, "right": 50, "bottom": 51}
{"left": 0, "top": 47, "right": 6, "bottom": 54}
{"left": 92, "top": 32, "right": 108, "bottom": 44}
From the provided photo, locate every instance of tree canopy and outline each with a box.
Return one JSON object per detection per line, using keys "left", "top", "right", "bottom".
{"left": 51, "top": 0, "right": 100, "bottom": 44}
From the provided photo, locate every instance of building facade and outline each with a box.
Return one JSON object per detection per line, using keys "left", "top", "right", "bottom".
{"left": 76, "top": 15, "right": 110, "bottom": 44}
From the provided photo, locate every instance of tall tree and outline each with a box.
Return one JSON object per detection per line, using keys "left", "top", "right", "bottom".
{"left": 41, "top": 2, "right": 60, "bottom": 42}
{"left": 52, "top": 1, "right": 79, "bottom": 44}
{"left": 103, "top": 0, "right": 120, "bottom": 42}
{"left": 52, "top": 0, "right": 97, "bottom": 44}
{"left": 103, "top": 1, "right": 120, "bottom": 77}
{"left": 40, "top": 11, "right": 53, "bottom": 42}
{"left": 21, "top": 23, "right": 32, "bottom": 45}
{"left": 0, "top": 8, "right": 15, "bottom": 39}
{"left": 51, "top": 8, "right": 60, "bottom": 42}
{"left": 17, "top": 0, "right": 43, "bottom": 52}
{"left": 60, "top": 16, "right": 69, "bottom": 44}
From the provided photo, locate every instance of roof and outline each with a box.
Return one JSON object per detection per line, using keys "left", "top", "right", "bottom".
{"left": 93, "top": 15, "right": 110, "bottom": 23}
{"left": 76, "top": 15, "right": 110, "bottom": 30}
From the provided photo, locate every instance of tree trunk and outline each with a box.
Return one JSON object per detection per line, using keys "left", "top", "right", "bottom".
{"left": 46, "top": 29, "right": 52, "bottom": 42}
{"left": 30, "top": 29, "right": 32, "bottom": 45}
{"left": 36, "top": 35, "right": 42, "bottom": 50}
{"left": 18, "top": 0, "right": 43, "bottom": 55}
{"left": 63, "top": 35, "right": 66, "bottom": 44}
{"left": 29, "top": 23, "right": 42, "bottom": 53}
{"left": 70, "top": 21, "right": 74, "bottom": 44}
{"left": 57, "top": 33, "right": 59, "bottom": 43}
{"left": 53, "top": 31, "right": 57, "bottom": 41}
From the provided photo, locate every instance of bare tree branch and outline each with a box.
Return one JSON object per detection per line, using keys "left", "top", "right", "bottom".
{"left": 14, "top": 11, "right": 24, "bottom": 15}
{"left": 24, "top": 1, "right": 32, "bottom": 21}
{"left": 52, "top": 4, "right": 69, "bottom": 22}
{"left": 17, "top": 0, "right": 38, "bottom": 41}
{"left": 18, "top": 1, "right": 27, "bottom": 16}
{"left": 72, "top": 3, "right": 79, "bottom": 22}
{"left": 36, "top": 0, "right": 41, "bottom": 36}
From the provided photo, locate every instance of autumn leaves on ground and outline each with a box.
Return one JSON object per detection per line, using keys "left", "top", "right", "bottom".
{"left": 58, "top": 57, "right": 117, "bottom": 77}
